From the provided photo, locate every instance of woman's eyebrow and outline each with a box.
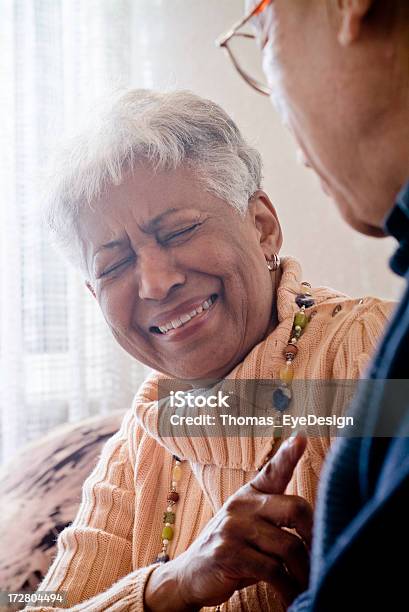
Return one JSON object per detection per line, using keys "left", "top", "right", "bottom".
{"left": 139, "top": 207, "right": 187, "bottom": 233}
{"left": 93, "top": 239, "right": 128, "bottom": 257}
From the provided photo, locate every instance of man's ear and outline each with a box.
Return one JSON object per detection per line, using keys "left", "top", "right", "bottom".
{"left": 248, "top": 191, "right": 283, "bottom": 259}
{"left": 85, "top": 281, "right": 97, "bottom": 299}
{"left": 337, "top": 0, "right": 374, "bottom": 46}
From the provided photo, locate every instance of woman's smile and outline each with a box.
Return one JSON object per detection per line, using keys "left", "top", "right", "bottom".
{"left": 150, "top": 293, "right": 219, "bottom": 342}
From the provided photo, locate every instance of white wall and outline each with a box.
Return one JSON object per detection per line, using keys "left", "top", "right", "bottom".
{"left": 130, "top": 0, "right": 403, "bottom": 301}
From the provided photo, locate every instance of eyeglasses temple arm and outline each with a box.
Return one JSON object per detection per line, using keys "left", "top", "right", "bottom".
{"left": 216, "top": 0, "right": 272, "bottom": 47}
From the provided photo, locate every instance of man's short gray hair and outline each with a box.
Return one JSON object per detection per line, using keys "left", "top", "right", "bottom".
{"left": 45, "top": 89, "right": 263, "bottom": 269}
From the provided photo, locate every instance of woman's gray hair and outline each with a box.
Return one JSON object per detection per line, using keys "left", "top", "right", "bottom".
{"left": 44, "top": 89, "right": 263, "bottom": 270}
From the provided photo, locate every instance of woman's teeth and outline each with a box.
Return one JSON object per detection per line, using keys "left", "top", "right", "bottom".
{"left": 157, "top": 295, "right": 216, "bottom": 334}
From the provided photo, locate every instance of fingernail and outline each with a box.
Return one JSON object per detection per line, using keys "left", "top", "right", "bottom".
{"left": 287, "top": 430, "right": 305, "bottom": 446}
{"left": 281, "top": 435, "right": 297, "bottom": 450}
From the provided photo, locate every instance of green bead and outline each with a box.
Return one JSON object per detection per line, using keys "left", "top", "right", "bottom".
{"left": 294, "top": 312, "right": 307, "bottom": 329}
{"left": 163, "top": 511, "right": 175, "bottom": 524}
{"left": 162, "top": 525, "right": 174, "bottom": 540}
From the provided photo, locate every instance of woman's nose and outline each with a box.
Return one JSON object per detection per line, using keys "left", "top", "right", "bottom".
{"left": 137, "top": 248, "right": 186, "bottom": 301}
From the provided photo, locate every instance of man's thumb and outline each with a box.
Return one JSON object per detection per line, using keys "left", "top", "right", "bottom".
{"left": 250, "top": 433, "right": 307, "bottom": 495}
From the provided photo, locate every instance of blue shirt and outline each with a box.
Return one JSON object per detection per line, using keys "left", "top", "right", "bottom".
{"left": 386, "top": 182, "right": 409, "bottom": 278}
{"left": 290, "top": 181, "right": 409, "bottom": 611}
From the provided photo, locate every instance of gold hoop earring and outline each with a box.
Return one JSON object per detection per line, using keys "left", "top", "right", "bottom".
{"left": 266, "top": 253, "right": 280, "bottom": 271}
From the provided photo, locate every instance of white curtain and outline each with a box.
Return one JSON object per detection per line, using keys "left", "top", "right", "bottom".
{"left": 0, "top": 0, "right": 150, "bottom": 463}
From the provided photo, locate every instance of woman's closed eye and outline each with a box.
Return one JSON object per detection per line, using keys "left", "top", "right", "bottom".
{"left": 161, "top": 223, "right": 201, "bottom": 244}
{"left": 99, "top": 255, "right": 135, "bottom": 278}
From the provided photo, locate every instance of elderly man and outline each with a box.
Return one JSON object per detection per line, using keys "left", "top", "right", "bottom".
{"left": 217, "top": 1, "right": 409, "bottom": 610}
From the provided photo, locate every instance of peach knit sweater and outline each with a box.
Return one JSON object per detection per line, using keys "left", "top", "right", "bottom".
{"left": 27, "top": 258, "right": 393, "bottom": 612}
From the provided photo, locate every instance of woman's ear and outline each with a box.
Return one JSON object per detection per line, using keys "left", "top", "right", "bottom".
{"left": 85, "top": 281, "right": 97, "bottom": 299}
{"left": 248, "top": 190, "right": 283, "bottom": 258}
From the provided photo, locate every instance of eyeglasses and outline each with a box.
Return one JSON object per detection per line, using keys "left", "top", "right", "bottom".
{"left": 215, "top": 0, "right": 273, "bottom": 97}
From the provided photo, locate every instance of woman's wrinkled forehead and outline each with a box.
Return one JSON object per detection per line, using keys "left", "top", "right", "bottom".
{"left": 80, "top": 167, "right": 197, "bottom": 233}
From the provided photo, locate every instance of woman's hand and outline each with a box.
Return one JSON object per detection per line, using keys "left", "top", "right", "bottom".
{"left": 144, "top": 434, "right": 312, "bottom": 611}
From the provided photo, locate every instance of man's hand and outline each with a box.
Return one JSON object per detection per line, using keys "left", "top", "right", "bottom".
{"left": 145, "top": 434, "right": 313, "bottom": 612}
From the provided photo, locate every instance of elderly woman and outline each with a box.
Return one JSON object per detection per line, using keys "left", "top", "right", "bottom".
{"left": 28, "top": 90, "right": 392, "bottom": 612}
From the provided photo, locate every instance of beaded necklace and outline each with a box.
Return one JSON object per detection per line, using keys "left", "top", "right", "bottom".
{"left": 155, "top": 454, "right": 182, "bottom": 564}
{"left": 258, "top": 280, "right": 315, "bottom": 469}
{"left": 273, "top": 281, "right": 314, "bottom": 423}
